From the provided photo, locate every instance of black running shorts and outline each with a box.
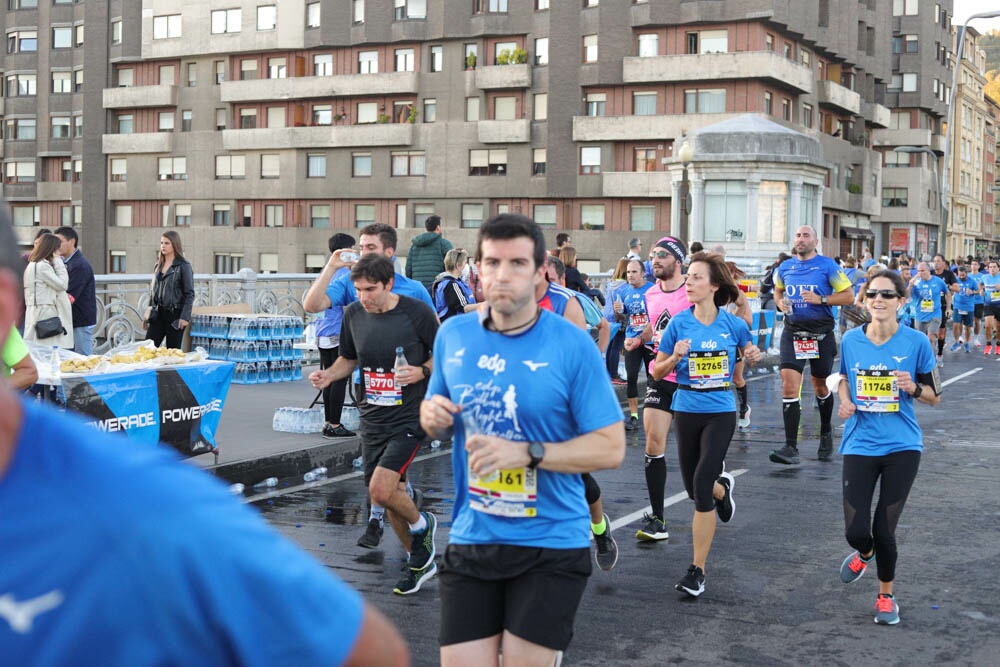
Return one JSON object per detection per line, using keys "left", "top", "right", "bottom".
{"left": 362, "top": 429, "right": 420, "bottom": 486}
{"left": 644, "top": 378, "right": 678, "bottom": 414}
{"left": 778, "top": 326, "right": 837, "bottom": 378}
{"left": 439, "top": 544, "right": 591, "bottom": 650}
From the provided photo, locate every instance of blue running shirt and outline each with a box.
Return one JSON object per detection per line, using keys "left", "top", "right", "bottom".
{"left": 0, "top": 401, "right": 363, "bottom": 666}
{"left": 659, "top": 308, "right": 752, "bottom": 413}
{"left": 839, "top": 326, "right": 935, "bottom": 456}
{"left": 426, "top": 310, "right": 622, "bottom": 549}
{"left": 953, "top": 276, "right": 978, "bottom": 314}
{"left": 968, "top": 271, "right": 985, "bottom": 305}
{"left": 616, "top": 282, "right": 654, "bottom": 338}
{"left": 981, "top": 273, "right": 1000, "bottom": 304}
{"left": 773, "top": 255, "right": 852, "bottom": 329}
{"left": 910, "top": 277, "right": 947, "bottom": 322}
{"left": 326, "top": 268, "right": 433, "bottom": 309}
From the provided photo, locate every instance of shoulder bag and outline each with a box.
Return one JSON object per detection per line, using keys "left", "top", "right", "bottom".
{"left": 32, "top": 262, "right": 67, "bottom": 339}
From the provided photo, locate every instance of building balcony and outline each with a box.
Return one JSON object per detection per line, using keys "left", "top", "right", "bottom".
{"left": 601, "top": 171, "right": 673, "bottom": 197}
{"left": 477, "top": 119, "right": 531, "bottom": 143}
{"left": 862, "top": 102, "right": 891, "bottom": 128}
{"left": 221, "top": 124, "right": 414, "bottom": 151}
{"left": 573, "top": 112, "right": 744, "bottom": 142}
{"left": 816, "top": 80, "right": 861, "bottom": 115}
{"left": 36, "top": 182, "right": 74, "bottom": 201}
{"left": 871, "top": 127, "right": 946, "bottom": 152}
{"left": 102, "top": 84, "right": 178, "bottom": 109}
{"left": 220, "top": 72, "right": 419, "bottom": 103}
{"left": 623, "top": 52, "right": 813, "bottom": 94}
{"left": 102, "top": 132, "right": 174, "bottom": 154}
{"left": 3, "top": 183, "right": 37, "bottom": 201}
{"left": 475, "top": 64, "right": 532, "bottom": 90}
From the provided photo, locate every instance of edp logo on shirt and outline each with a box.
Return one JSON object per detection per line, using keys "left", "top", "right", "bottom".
{"left": 477, "top": 353, "right": 506, "bottom": 376}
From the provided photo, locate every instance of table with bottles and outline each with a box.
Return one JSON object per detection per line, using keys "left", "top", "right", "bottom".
{"left": 189, "top": 314, "right": 305, "bottom": 385}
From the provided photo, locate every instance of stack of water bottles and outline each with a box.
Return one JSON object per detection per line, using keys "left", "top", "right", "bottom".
{"left": 190, "top": 314, "right": 305, "bottom": 385}
{"left": 272, "top": 406, "right": 325, "bottom": 434}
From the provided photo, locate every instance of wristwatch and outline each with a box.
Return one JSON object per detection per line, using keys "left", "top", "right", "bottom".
{"left": 527, "top": 441, "right": 545, "bottom": 469}
{"left": 912, "top": 384, "right": 923, "bottom": 399}
{"left": 820, "top": 295, "right": 828, "bottom": 305}
{"left": 420, "top": 365, "right": 431, "bottom": 379}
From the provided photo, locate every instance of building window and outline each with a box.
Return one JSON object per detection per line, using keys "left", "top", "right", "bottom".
{"left": 884, "top": 150, "right": 909, "bottom": 168}
{"left": 391, "top": 151, "right": 426, "bottom": 176}
{"left": 533, "top": 204, "right": 556, "bottom": 226}
{"left": 580, "top": 204, "right": 605, "bottom": 230}
{"left": 114, "top": 204, "right": 132, "bottom": 227}
{"left": 215, "top": 155, "right": 246, "bottom": 179}
{"left": 764, "top": 92, "right": 772, "bottom": 115}
{"left": 174, "top": 204, "right": 191, "bottom": 227}
{"left": 307, "top": 154, "right": 326, "bottom": 178}
{"left": 353, "top": 153, "right": 372, "bottom": 177}
{"left": 355, "top": 204, "right": 375, "bottom": 228}
{"left": 216, "top": 108, "right": 227, "bottom": 130}
{"left": 110, "top": 158, "right": 127, "bottom": 182}
{"left": 213, "top": 204, "right": 231, "bottom": 226}
{"left": 159, "top": 64, "right": 175, "bottom": 85}
{"left": 462, "top": 97, "right": 480, "bottom": 122}
{"left": 239, "top": 108, "right": 257, "bottom": 129}
{"left": 51, "top": 71, "right": 72, "bottom": 93}
{"left": 268, "top": 57, "right": 286, "bottom": 79}
{"left": 423, "top": 98, "right": 437, "bottom": 122}
{"left": 6, "top": 74, "right": 36, "bottom": 97}
{"left": 11, "top": 206, "right": 39, "bottom": 227}
{"left": 110, "top": 251, "right": 127, "bottom": 274}
{"left": 536, "top": 0, "right": 550, "bottom": 8}
{"left": 684, "top": 89, "right": 726, "bottom": 113}
{"left": 638, "top": 33, "right": 658, "bottom": 57}
{"left": 469, "top": 149, "right": 507, "bottom": 175}
{"left": 257, "top": 5, "right": 277, "bottom": 31}
{"left": 357, "top": 102, "right": 378, "bottom": 124}
{"left": 630, "top": 205, "right": 655, "bottom": 231}
{"left": 50, "top": 116, "right": 71, "bottom": 139}
{"left": 461, "top": 203, "right": 485, "bottom": 228}
{"left": 258, "top": 253, "right": 279, "bottom": 274}
{"left": 882, "top": 187, "right": 908, "bottom": 207}
{"left": 494, "top": 96, "right": 516, "bottom": 121}
{"left": 533, "top": 148, "right": 546, "bottom": 175}
{"left": 153, "top": 15, "right": 182, "bottom": 39}
{"left": 158, "top": 111, "right": 175, "bottom": 132}
{"left": 413, "top": 204, "right": 435, "bottom": 228}
{"left": 582, "top": 34, "right": 598, "bottom": 63}
{"left": 635, "top": 148, "right": 656, "bottom": 172}
{"left": 6, "top": 119, "right": 36, "bottom": 141}
{"left": 464, "top": 43, "right": 478, "bottom": 69}
{"left": 395, "top": 0, "right": 427, "bottom": 20}
{"left": 585, "top": 92, "right": 606, "bottom": 117}
{"left": 474, "top": 0, "right": 508, "bottom": 13}
{"left": 902, "top": 73, "right": 917, "bottom": 92}
{"left": 892, "top": 0, "right": 919, "bottom": 16}
{"left": 215, "top": 254, "right": 244, "bottom": 273}
{"left": 7, "top": 30, "right": 37, "bottom": 53}
{"left": 157, "top": 157, "right": 187, "bottom": 180}
{"left": 73, "top": 159, "right": 82, "bottom": 182}
{"left": 533, "top": 93, "right": 547, "bottom": 121}
{"left": 580, "top": 146, "right": 601, "bottom": 174}
{"left": 117, "top": 114, "right": 133, "bottom": 134}
{"left": 802, "top": 103, "right": 813, "bottom": 128}
{"left": 313, "top": 53, "right": 333, "bottom": 76}
{"left": 634, "top": 92, "right": 657, "bottom": 116}
{"left": 534, "top": 37, "right": 549, "bottom": 65}
{"left": 211, "top": 9, "right": 242, "bottom": 34}
{"left": 353, "top": 0, "right": 365, "bottom": 23}
{"left": 240, "top": 59, "right": 257, "bottom": 80}
{"left": 116, "top": 68, "right": 134, "bottom": 87}
{"left": 74, "top": 24, "right": 84, "bottom": 46}
{"left": 359, "top": 51, "right": 378, "bottom": 74}
{"left": 704, "top": 180, "right": 747, "bottom": 242}
{"left": 73, "top": 69, "right": 83, "bottom": 92}
{"left": 264, "top": 205, "right": 284, "bottom": 227}
{"left": 260, "top": 154, "right": 280, "bottom": 179}
{"left": 801, "top": 184, "right": 818, "bottom": 230}
{"left": 306, "top": 2, "right": 321, "bottom": 28}
{"left": 73, "top": 116, "right": 82, "bottom": 137}
{"left": 757, "top": 181, "right": 788, "bottom": 243}
{"left": 52, "top": 27, "right": 72, "bottom": 49}
{"left": 395, "top": 48, "right": 415, "bottom": 72}
{"left": 215, "top": 60, "right": 226, "bottom": 84}
{"left": 181, "top": 110, "right": 192, "bottom": 132}
{"left": 430, "top": 45, "right": 443, "bottom": 72}
{"left": 312, "top": 104, "right": 332, "bottom": 126}
{"left": 266, "top": 107, "right": 285, "bottom": 128}
{"left": 310, "top": 205, "right": 330, "bottom": 228}
{"left": 781, "top": 98, "right": 791, "bottom": 121}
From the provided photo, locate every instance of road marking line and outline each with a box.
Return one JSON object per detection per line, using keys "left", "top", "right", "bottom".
{"left": 942, "top": 368, "right": 980, "bottom": 386}
{"left": 609, "top": 468, "right": 748, "bottom": 531}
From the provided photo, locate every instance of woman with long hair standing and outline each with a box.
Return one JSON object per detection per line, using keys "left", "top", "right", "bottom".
{"left": 835, "top": 270, "right": 939, "bottom": 625}
{"left": 23, "top": 233, "right": 74, "bottom": 350}
{"left": 604, "top": 257, "right": 631, "bottom": 384}
{"left": 651, "top": 252, "right": 761, "bottom": 597}
{"left": 145, "top": 231, "right": 194, "bottom": 349}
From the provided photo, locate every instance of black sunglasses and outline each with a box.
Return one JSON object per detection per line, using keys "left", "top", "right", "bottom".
{"left": 865, "top": 289, "right": 899, "bottom": 300}
{"left": 652, "top": 250, "right": 672, "bottom": 259}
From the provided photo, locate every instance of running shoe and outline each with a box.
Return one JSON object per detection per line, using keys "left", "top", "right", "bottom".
{"left": 986, "top": 344, "right": 994, "bottom": 355}
{"left": 965, "top": 343, "right": 971, "bottom": 353}
{"left": 840, "top": 550, "right": 871, "bottom": 584}
{"left": 994, "top": 345, "right": 1000, "bottom": 356}
{"left": 874, "top": 594, "right": 900, "bottom": 625}
{"left": 611, "top": 377, "right": 627, "bottom": 386}
{"left": 974, "top": 337, "right": 983, "bottom": 348}
{"left": 407, "top": 512, "right": 437, "bottom": 571}
{"left": 593, "top": 513, "right": 619, "bottom": 571}
{"left": 675, "top": 564, "right": 705, "bottom": 597}
{"left": 715, "top": 472, "right": 735, "bottom": 523}
{"left": 950, "top": 342, "right": 962, "bottom": 352}
{"left": 738, "top": 405, "right": 752, "bottom": 430}
{"left": 769, "top": 445, "right": 800, "bottom": 465}
{"left": 625, "top": 415, "right": 639, "bottom": 432}
{"left": 322, "top": 423, "right": 356, "bottom": 438}
{"left": 393, "top": 561, "right": 438, "bottom": 596}
{"left": 636, "top": 512, "right": 669, "bottom": 541}
{"left": 818, "top": 432, "right": 834, "bottom": 462}
{"left": 357, "top": 518, "right": 384, "bottom": 549}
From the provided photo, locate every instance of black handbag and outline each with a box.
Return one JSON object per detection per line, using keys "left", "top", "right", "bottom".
{"left": 32, "top": 263, "right": 67, "bottom": 339}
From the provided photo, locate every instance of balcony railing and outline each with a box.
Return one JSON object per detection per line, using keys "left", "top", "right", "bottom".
{"left": 221, "top": 72, "right": 419, "bottom": 102}
{"left": 103, "top": 84, "right": 178, "bottom": 109}
{"left": 221, "top": 123, "right": 414, "bottom": 150}
{"left": 623, "top": 51, "right": 814, "bottom": 94}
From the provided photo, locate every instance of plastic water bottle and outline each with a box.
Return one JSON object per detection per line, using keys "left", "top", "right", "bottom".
{"left": 228, "top": 483, "right": 245, "bottom": 495}
{"left": 253, "top": 477, "right": 278, "bottom": 489}
{"left": 303, "top": 466, "right": 327, "bottom": 482}
{"left": 394, "top": 346, "right": 408, "bottom": 384}
{"left": 49, "top": 346, "right": 60, "bottom": 382}
{"left": 352, "top": 456, "right": 363, "bottom": 469}
{"left": 430, "top": 440, "right": 442, "bottom": 449}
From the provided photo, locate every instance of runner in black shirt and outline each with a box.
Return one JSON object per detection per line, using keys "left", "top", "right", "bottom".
{"left": 310, "top": 255, "right": 440, "bottom": 596}
{"left": 931, "top": 254, "right": 959, "bottom": 365}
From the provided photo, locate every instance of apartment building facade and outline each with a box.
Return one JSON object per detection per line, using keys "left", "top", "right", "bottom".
{"left": 6, "top": 0, "right": 892, "bottom": 273}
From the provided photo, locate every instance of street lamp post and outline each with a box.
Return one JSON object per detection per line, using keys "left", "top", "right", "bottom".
{"left": 678, "top": 141, "right": 694, "bottom": 242}
{"left": 897, "top": 145, "right": 944, "bottom": 258}
{"left": 941, "top": 10, "right": 1000, "bottom": 258}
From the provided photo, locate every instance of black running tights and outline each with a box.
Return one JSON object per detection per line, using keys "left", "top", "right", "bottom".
{"left": 624, "top": 345, "right": 655, "bottom": 400}
{"left": 319, "top": 346, "right": 349, "bottom": 425}
{"left": 673, "top": 411, "right": 737, "bottom": 512}
{"left": 842, "top": 450, "right": 921, "bottom": 583}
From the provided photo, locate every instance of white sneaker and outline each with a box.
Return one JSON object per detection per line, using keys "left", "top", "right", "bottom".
{"left": 738, "top": 405, "right": 752, "bottom": 430}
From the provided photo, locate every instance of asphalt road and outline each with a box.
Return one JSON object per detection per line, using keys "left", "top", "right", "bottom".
{"left": 255, "top": 347, "right": 1000, "bottom": 666}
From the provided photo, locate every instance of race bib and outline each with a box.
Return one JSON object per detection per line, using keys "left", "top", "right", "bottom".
{"left": 991, "top": 290, "right": 1000, "bottom": 303}
{"left": 468, "top": 463, "right": 538, "bottom": 518}
{"left": 792, "top": 333, "right": 820, "bottom": 359}
{"left": 629, "top": 312, "right": 649, "bottom": 330}
{"left": 688, "top": 350, "right": 730, "bottom": 388}
{"left": 854, "top": 369, "right": 899, "bottom": 413}
{"left": 958, "top": 310, "right": 969, "bottom": 316}
{"left": 364, "top": 370, "right": 402, "bottom": 406}
{"left": 920, "top": 299, "right": 934, "bottom": 313}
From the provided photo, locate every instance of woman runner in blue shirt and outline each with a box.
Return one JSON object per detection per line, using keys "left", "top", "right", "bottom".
{"left": 833, "top": 269, "right": 940, "bottom": 625}
{"left": 651, "top": 252, "right": 761, "bottom": 597}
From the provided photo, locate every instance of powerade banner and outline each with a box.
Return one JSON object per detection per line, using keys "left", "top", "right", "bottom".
{"left": 61, "top": 361, "right": 234, "bottom": 458}
{"left": 750, "top": 310, "right": 775, "bottom": 351}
